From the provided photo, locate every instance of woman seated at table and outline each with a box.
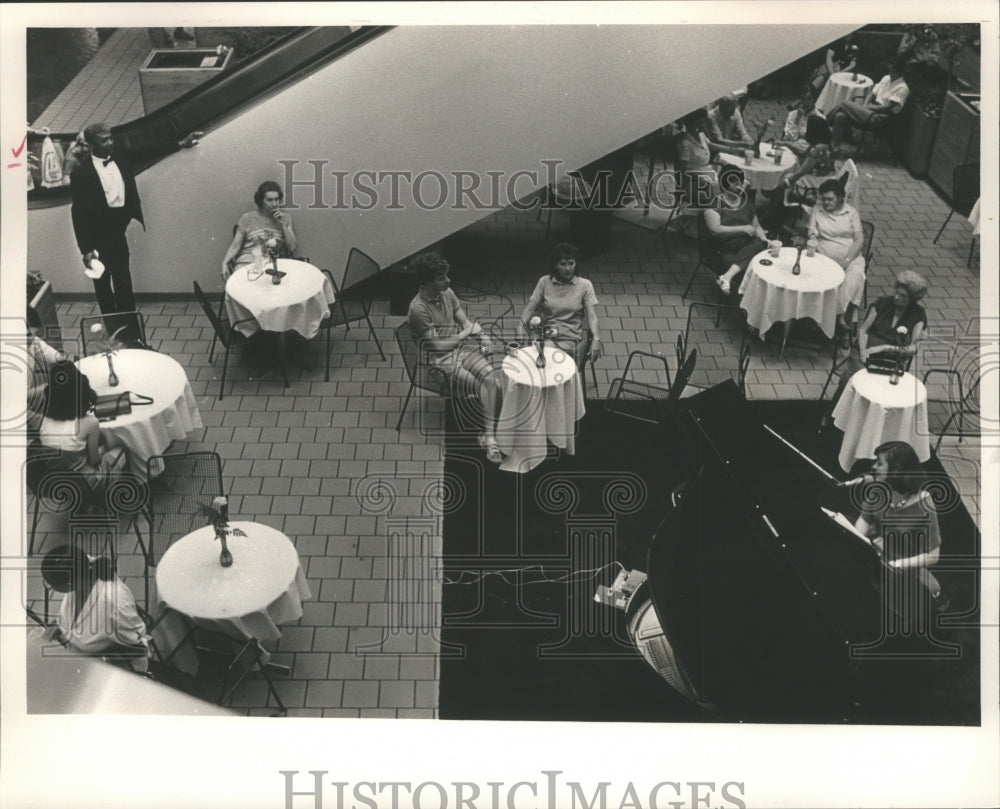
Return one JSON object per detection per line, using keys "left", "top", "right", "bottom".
{"left": 38, "top": 360, "right": 127, "bottom": 492}
{"left": 807, "top": 178, "right": 866, "bottom": 346}
{"left": 808, "top": 38, "right": 859, "bottom": 93}
{"left": 220, "top": 180, "right": 298, "bottom": 278}
{"left": 775, "top": 88, "right": 824, "bottom": 158}
{"left": 518, "top": 242, "right": 602, "bottom": 369}
{"left": 41, "top": 544, "right": 151, "bottom": 671}
{"left": 407, "top": 252, "right": 506, "bottom": 463}
{"left": 854, "top": 440, "right": 949, "bottom": 611}
{"left": 823, "top": 270, "right": 928, "bottom": 423}
{"left": 672, "top": 109, "right": 724, "bottom": 214}
{"left": 703, "top": 166, "right": 769, "bottom": 295}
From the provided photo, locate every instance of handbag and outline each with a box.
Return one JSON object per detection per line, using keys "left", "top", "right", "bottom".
{"left": 93, "top": 392, "right": 153, "bottom": 422}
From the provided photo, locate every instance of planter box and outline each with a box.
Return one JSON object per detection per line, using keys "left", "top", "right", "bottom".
{"left": 28, "top": 281, "right": 63, "bottom": 351}
{"left": 138, "top": 47, "right": 233, "bottom": 114}
{"left": 893, "top": 102, "right": 939, "bottom": 178}
{"left": 928, "top": 90, "right": 980, "bottom": 198}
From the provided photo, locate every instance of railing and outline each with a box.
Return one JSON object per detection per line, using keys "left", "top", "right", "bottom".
{"left": 27, "top": 26, "right": 390, "bottom": 209}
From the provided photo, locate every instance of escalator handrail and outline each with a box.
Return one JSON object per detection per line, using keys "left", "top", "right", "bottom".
{"left": 27, "top": 26, "right": 391, "bottom": 209}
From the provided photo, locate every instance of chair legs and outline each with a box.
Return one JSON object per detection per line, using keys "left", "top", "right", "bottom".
{"left": 219, "top": 345, "right": 230, "bottom": 401}
{"left": 396, "top": 382, "right": 416, "bottom": 431}
{"left": 933, "top": 209, "right": 954, "bottom": 244}
{"left": 681, "top": 259, "right": 704, "bottom": 301}
{"left": 209, "top": 296, "right": 226, "bottom": 363}
{"left": 968, "top": 235, "right": 977, "bottom": 268}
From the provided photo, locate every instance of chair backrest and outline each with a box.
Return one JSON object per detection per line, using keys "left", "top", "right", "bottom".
{"left": 668, "top": 348, "right": 698, "bottom": 404}
{"left": 682, "top": 301, "right": 749, "bottom": 393}
{"left": 395, "top": 321, "right": 446, "bottom": 395}
{"left": 861, "top": 220, "right": 875, "bottom": 265}
{"left": 193, "top": 281, "right": 229, "bottom": 343}
{"left": 145, "top": 451, "right": 225, "bottom": 562}
{"left": 839, "top": 158, "right": 861, "bottom": 212}
{"left": 395, "top": 322, "right": 419, "bottom": 384}
{"left": 80, "top": 312, "right": 147, "bottom": 355}
{"left": 339, "top": 247, "right": 381, "bottom": 297}
{"left": 952, "top": 163, "right": 980, "bottom": 211}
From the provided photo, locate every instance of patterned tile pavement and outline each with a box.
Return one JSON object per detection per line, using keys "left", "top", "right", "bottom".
{"left": 25, "top": 94, "right": 985, "bottom": 717}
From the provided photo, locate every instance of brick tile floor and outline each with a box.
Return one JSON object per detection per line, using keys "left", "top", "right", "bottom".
{"left": 25, "top": 95, "right": 986, "bottom": 716}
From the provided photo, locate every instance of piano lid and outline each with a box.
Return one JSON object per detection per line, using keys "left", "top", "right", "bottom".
{"left": 647, "top": 381, "right": 883, "bottom": 717}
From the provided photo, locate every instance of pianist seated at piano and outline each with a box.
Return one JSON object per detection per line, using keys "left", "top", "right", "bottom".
{"left": 853, "top": 441, "right": 949, "bottom": 611}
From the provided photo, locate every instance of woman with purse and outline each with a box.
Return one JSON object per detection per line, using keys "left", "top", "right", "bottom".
{"left": 38, "top": 359, "right": 127, "bottom": 492}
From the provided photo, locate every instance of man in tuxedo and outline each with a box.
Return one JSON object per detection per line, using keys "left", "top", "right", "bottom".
{"left": 70, "top": 122, "right": 200, "bottom": 342}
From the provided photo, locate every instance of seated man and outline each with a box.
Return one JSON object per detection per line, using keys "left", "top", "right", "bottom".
{"left": 407, "top": 252, "right": 505, "bottom": 463}
{"left": 829, "top": 55, "right": 909, "bottom": 150}
{"left": 705, "top": 94, "right": 753, "bottom": 151}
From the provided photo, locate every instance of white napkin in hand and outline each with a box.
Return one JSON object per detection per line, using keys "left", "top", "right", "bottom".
{"left": 84, "top": 258, "right": 105, "bottom": 279}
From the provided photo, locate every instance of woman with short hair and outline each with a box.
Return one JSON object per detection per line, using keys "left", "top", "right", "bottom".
{"left": 702, "top": 166, "right": 769, "bottom": 295}
{"left": 808, "top": 178, "right": 866, "bottom": 345}
{"left": 42, "top": 544, "right": 151, "bottom": 670}
{"left": 518, "top": 241, "right": 602, "bottom": 367}
{"left": 221, "top": 180, "right": 298, "bottom": 278}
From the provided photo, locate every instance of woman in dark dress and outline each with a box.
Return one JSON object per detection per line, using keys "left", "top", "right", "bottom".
{"left": 823, "top": 270, "right": 928, "bottom": 423}
{"left": 702, "top": 166, "right": 769, "bottom": 295}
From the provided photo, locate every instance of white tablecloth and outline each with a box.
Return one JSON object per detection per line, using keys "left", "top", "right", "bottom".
{"left": 156, "top": 521, "right": 311, "bottom": 643}
{"left": 77, "top": 349, "right": 203, "bottom": 479}
{"left": 739, "top": 247, "right": 844, "bottom": 338}
{"left": 832, "top": 370, "right": 930, "bottom": 472}
{"left": 225, "top": 258, "right": 335, "bottom": 339}
{"left": 815, "top": 71, "right": 873, "bottom": 117}
{"left": 496, "top": 344, "right": 585, "bottom": 473}
{"left": 968, "top": 198, "right": 980, "bottom": 235}
{"left": 718, "top": 142, "right": 798, "bottom": 191}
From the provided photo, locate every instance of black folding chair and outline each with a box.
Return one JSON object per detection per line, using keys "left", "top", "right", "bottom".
{"left": 395, "top": 322, "right": 452, "bottom": 431}
{"left": 924, "top": 366, "right": 981, "bottom": 454}
{"left": 144, "top": 450, "right": 225, "bottom": 566}
{"left": 677, "top": 301, "right": 750, "bottom": 396}
{"left": 605, "top": 349, "right": 673, "bottom": 425}
{"left": 932, "top": 163, "right": 980, "bottom": 268}
{"left": 193, "top": 280, "right": 261, "bottom": 400}
{"left": 319, "top": 247, "right": 386, "bottom": 381}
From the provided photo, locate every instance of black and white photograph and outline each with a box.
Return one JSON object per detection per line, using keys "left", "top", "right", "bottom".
{"left": 1, "top": 3, "right": 997, "bottom": 808}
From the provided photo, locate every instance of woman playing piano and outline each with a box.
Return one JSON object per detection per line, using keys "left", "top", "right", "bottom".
{"left": 854, "top": 441, "right": 949, "bottom": 611}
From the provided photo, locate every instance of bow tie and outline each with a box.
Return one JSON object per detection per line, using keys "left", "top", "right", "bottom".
{"left": 102, "top": 157, "right": 114, "bottom": 167}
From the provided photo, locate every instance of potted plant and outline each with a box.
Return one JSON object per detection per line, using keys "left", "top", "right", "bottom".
{"left": 893, "top": 24, "right": 980, "bottom": 177}
{"left": 27, "top": 270, "right": 63, "bottom": 349}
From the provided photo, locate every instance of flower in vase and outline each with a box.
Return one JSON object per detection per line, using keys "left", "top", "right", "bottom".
{"left": 896, "top": 326, "right": 909, "bottom": 338}
{"left": 528, "top": 316, "right": 542, "bottom": 329}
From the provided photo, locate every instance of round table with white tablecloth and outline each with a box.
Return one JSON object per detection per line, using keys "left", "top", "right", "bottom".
{"left": 718, "top": 142, "right": 798, "bottom": 191}
{"left": 815, "top": 71, "right": 873, "bottom": 117}
{"left": 76, "top": 349, "right": 203, "bottom": 479}
{"left": 495, "top": 344, "right": 585, "bottom": 473}
{"left": 224, "top": 258, "right": 335, "bottom": 339}
{"left": 831, "top": 369, "right": 930, "bottom": 472}
{"left": 739, "top": 247, "right": 845, "bottom": 339}
{"left": 155, "top": 521, "right": 311, "bottom": 643}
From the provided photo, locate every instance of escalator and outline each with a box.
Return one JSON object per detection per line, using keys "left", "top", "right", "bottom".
{"left": 26, "top": 24, "right": 858, "bottom": 295}
{"left": 27, "top": 26, "right": 389, "bottom": 208}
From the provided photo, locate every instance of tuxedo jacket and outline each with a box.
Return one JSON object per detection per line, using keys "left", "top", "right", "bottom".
{"left": 70, "top": 154, "right": 145, "bottom": 255}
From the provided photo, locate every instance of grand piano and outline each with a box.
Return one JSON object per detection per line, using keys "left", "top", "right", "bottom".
{"left": 621, "top": 380, "right": 976, "bottom": 722}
